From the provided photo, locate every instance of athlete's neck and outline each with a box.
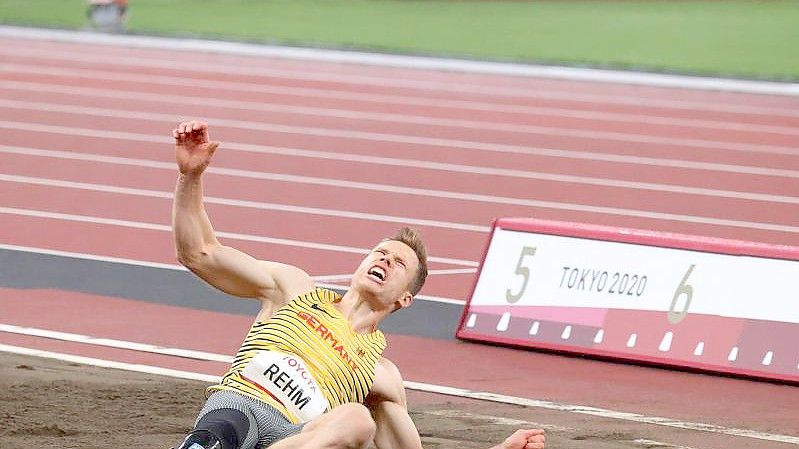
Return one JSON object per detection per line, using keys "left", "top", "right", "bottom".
{"left": 336, "top": 289, "right": 389, "bottom": 334}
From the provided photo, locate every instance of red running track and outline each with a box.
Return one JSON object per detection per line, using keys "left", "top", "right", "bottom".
{"left": 1, "top": 34, "right": 798, "bottom": 448}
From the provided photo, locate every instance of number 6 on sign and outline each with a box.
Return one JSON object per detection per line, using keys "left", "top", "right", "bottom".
{"left": 506, "top": 246, "right": 536, "bottom": 303}
{"left": 668, "top": 264, "right": 696, "bottom": 324}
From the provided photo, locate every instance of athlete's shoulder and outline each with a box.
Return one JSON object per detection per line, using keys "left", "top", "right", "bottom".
{"left": 297, "top": 287, "right": 342, "bottom": 304}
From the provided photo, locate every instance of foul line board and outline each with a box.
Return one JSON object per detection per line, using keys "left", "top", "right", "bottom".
{"left": 457, "top": 218, "right": 799, "bottom": 383}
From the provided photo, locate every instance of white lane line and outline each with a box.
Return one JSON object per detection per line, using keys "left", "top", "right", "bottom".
{"left": 3, "top": 97, "right": 797, "bottom": 174}
{"left": 0, "top": 172, "right": 490, "bottom": 233}
{"left": 3, "top": 101, "right": 799, "bottom": 204}
{"left": 313, "top": 268, "right": 475, "bottom": 283}
{"left": 0, "top": 243, "right": 187, "bottom": 271}
{"left": 428, "top": 268, "right": 477, "bottom": 275}
{"left": 0, "top": 324, "right": 233, "bottom": 362}
{"left": 0, "top": 27, "right": 797, "bottom": 97}
{"left": 0, "top": 244, "right": 465, "bottom": 305}
{"left": 0, "top": 335, "right": 796, "bottom": 445}
{"left": 403, "top": 381, "right": 799, "bottom": 445}
{"left": 0, "top": 206, "right": 478, "bottom": 267}
{"left": 3, "top": 62, "right": 797, "bottom": 121}
{"left": 420, "top": 409, "right": 576, "bottom": 433}
{"left": 1, "top": 83, "right": 796, "bottom": 158}
{"left": 3, "top": 146, "right": 798, "bottom": 233}
{"left": 0, "top": 343, "right": 221, "bottom": 382}
{"left": 1, "top": 118, "right": 797, "bottom": 203}
{"left": 633, "top": 438, "right": 698, "bottom": 449}
{"left": 2, "top": 79, "right": 796, "bottom": 136}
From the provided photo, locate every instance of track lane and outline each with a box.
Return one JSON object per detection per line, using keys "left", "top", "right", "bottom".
{"left": 3, "top": 38, "right": 799, "bottom": 113}
{"left": 0, "top": 110, "right": 796, "bottom": 230}
{"left": 3, "top": 145, "right": 799, "bottom": 247}
{"left": 0, "top": 76, "right": 796, "bottom": 166}
{"left": 2, "top": 59, "right": 798, "bottom": 147}
{"left": 0, "top": 212, "right": 475, "bottom": 300}
{"left": 2, "top": 149, "right": 798, "bottom": 240}
{"left": 4, "top": 61, "right": 799, "bottom": 132}
{"left": 1, "top": 33, "right": 798, "bottom": 449}
{"left": 0, "top": 180, "right": 486, "bottom": 262}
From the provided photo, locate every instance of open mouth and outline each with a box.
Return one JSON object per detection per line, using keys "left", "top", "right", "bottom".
{"left": 367, "top": 266, "right": 386, "bottom": 282}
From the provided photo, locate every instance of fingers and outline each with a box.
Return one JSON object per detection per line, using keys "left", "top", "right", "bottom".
{"left": 172, "top": 120, "right": 209, "bottom": 141}
{"left": 512, "top": 429, "right": 544, "bottom": 439}
{"left": 517, "top": 429, "right": 545, "bottom": 449}
{"left": 526, "top": 429, "right": 545, "bottom": 449}
{"left": 501, "top": 429, "right": 546, "bottom": 449}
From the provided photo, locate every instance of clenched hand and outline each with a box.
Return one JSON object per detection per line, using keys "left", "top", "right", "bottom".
{"left": 173, "top": 120, "right": 220, "bottom": 175}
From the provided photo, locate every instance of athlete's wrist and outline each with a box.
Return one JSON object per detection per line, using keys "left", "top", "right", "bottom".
{"left": 178, "top": 171, "right": 204, "bottom": 183}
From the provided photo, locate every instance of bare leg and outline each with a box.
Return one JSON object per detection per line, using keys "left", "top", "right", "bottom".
{"left": 270, "top": 403, "right": 376, "bottom": 449}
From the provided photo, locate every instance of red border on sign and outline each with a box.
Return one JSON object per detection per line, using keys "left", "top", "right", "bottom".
{"left": 456, "top": 218, "right": 799, "bottom": 384}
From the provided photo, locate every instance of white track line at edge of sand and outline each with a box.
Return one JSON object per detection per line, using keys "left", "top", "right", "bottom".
{"left": 0, "top": 330, "right": 798, "bottom": 445}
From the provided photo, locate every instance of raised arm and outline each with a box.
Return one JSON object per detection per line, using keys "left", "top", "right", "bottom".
{"left": 367, "top": 358, "right": 545, "bottom": 449}
{"left": 171, "top": 121, "right": 313, "bottom": 311}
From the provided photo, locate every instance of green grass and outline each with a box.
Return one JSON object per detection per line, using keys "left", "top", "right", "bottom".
{"left": 1, "top": 0, "right": 797, "bottom": 80}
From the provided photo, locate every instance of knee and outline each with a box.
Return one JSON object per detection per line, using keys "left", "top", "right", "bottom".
{"left": 333, "top": 403, "right": 376, "bottom": 447}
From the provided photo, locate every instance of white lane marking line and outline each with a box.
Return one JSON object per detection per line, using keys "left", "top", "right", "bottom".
{"left": 3, "top": 94, "right": 798, "bottom": 160}
{"left": 2, "top": 80, "right": 796, "bottom": 136}
{"left": 0, "top": 244, "right": 465, "bottom": 305}
{"left": 3, "top": 145, "right": 798, "bottom": 234}
{"left": 2, "top": 333, "right": 798, "bottom": 445}
{"left": 0, "top": 172, "right": 489, "bottom": 233}
{"left": 0, "top": 27, "right": 797, "bottom": 97}
{"left": 627, "top": 333, "right": 638, "bottom": 348}
{"left": 3, "top": 62, "right": 797, "bottom": 122}
{"left": 1, "top": 96, "right": 795, "bottom": 178}
{"left": 529, "top": 321, "right": 540, "bottom": 336}
{"left": 0, "top": 243, "right": 187, "bottom": 271}
{"left": 3, "top": 108, "right": 797, "bottom": 203}
{"left": 0, "top": 206, "right": 477, "bottom": 267}
{"left": 428, "top": 268, "right": 478, "bottom": 275}
{"left": 404, "top": 381, "right": 799, "bottom": 445}
{"left": 762, "top": 351, "right": 773, "bottom": 366}
{"left": 0, "top": 324, "right": 233, "bottom": 362}
{"left": 420, "top": 409, "right": 576, "bottom": 433}
{"left": 310, "top": 274, "right": 353, "bottom": 282}
{"left": 633, "top": 438, "right": 699, "bottom": 449}
{"left": 0, "top": 343, "right": 221, "bottom": 382}
{"left": 312, "top": 267, "right": 476, "bottom": 282}
{"left": 561, "top": 325, "right": 572, "bottom": 340}
{"left": 466, "top": 314, "right": 477, "bottom": 328}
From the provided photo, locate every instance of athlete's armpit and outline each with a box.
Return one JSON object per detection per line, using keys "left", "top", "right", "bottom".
{"left": 367, "top": 358, "right": 407, "bottom": 408}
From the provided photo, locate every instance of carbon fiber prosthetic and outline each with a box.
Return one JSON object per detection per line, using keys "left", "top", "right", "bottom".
{"left": 195, "top": 390, "right": 306, "bottom": 448}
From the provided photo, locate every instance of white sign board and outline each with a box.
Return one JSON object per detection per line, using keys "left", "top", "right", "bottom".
{"left": 457, "top": 218, "right": 799, "bottom": 383}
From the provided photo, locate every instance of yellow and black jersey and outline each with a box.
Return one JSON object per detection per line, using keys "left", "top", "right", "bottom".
{"left": 208, "top": 288, "right": 386, "bottom": 423}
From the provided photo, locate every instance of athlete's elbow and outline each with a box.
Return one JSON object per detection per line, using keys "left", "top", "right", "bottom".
{"left": 176, "top": 245, "right": 215, "bottom": 270}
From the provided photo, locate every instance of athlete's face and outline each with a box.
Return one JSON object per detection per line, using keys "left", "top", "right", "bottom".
{"left": 351, "top": 240, "right": 420, "bottom": 310}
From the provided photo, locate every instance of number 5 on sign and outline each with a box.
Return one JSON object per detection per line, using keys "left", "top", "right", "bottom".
{"left": 506, "top": 246, "right": 536, "bottom": 303}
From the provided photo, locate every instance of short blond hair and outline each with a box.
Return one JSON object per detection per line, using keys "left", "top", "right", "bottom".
{"left": 384, "top": 227, "right": 428, "bottom": 296}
